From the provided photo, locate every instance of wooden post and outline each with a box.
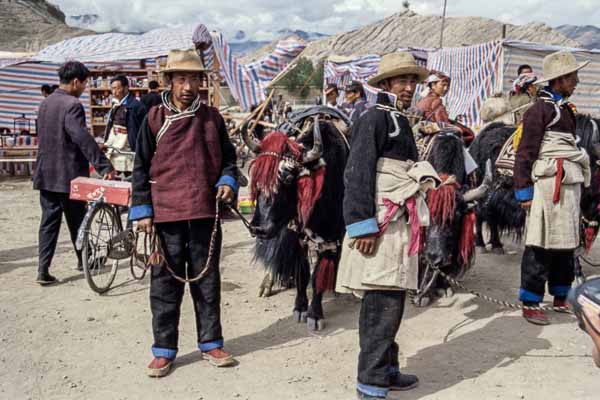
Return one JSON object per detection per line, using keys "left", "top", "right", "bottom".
{"left": 502, "top": 24, "right": 507, "bottom": 39}
{"left": 212, "top": 49, "right": 221, "bottom": 108}
{"left": 439, "top": 0, "right": 448, "bottom": 49}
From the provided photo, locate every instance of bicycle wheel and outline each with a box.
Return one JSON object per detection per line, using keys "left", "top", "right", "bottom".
{"left": 82, "top": 204, "right": 121, "bottom": 294}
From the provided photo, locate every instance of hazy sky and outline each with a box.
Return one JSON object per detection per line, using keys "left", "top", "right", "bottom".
{"left": 51, "top": 0, "right": 600, "bottom": 37}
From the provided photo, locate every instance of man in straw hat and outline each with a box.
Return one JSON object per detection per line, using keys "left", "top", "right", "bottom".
{"left": 130, "top": 49, "right": 238, "bottom": 377}
{"left": 336, "top": 52, "right": 441, "bottom": 399}
{"left": 514, "top": 51, "right": 591, "bottom": 325}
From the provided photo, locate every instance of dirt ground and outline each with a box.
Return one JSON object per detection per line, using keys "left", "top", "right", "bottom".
{"left": 1, "top": 177, "right": 599, "bottom": 400}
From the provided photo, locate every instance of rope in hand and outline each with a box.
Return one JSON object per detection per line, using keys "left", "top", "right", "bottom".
{"left": 131, "top": 200, "right": 257, "bottom": 283}
{"left": 133, "top": 200, "right": 222, "bottom": 284}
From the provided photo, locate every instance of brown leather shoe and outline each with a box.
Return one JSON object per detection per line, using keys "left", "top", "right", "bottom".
{"left": 202, "top": 348, "right": 236, "bottom": 367}
{"left": 146, "top": 357, "right": 173, "bottom": 378}
{"left": 523, "top": 308, "right": 550, "bottom": 325}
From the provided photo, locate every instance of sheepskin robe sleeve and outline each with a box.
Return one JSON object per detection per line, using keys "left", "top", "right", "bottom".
{"left": 343, "top": 107, "right": 418, "bottom": 238}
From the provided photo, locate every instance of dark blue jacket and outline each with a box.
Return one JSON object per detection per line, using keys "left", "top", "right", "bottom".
{"left": 105, "top": 93, "right": 147, "bottom": 152}
{"left": 34, "top": 89, "right": 113, "bottom": 193}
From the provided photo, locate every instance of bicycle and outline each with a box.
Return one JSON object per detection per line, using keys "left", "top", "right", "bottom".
{"left": 71, "top": 147, "right": 147, "bottom": 294}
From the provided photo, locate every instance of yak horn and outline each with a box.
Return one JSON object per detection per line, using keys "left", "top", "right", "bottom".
{"left": 241, "top": 124, "right": 261, "bottom": 153}
{"left": 302, "top": 117, "right": 323, "bottom": 164}
{"left": 463, "top": 159, "right": 493, "bottom": 203}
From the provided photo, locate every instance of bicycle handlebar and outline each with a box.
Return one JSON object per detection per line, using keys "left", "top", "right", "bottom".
{"left": 106, "top": 146, "right": 136, "bottom": 156}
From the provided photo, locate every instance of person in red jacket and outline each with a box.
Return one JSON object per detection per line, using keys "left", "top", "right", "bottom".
{"left": 416, "top": 71, "right": 451, "bottom": 123}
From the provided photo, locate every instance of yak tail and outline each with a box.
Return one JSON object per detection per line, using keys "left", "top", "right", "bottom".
{"left": 253, "top": 228, "right": 308, "bottom": 286}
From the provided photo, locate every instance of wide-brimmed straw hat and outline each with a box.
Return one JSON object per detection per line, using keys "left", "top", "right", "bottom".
{"left": 368, "top": 52, "right": 429, "bottom": 87}
{"left": 535, "top": 51, "right": 589, "bottom": 85}
{"left": 161, "top": 49, "right": 206, "bottom": 73}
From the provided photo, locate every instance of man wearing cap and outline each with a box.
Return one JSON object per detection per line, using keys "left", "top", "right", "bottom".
{"left": 509, "top": 72, "right": 539, "bottom": 124}
{"left": 336, "top": 52, "right": 441, "bottom": 400}
{"left": 514, "top": 51, "right": 591, "bottom": 325}
{"left": 130, "top": 49, "right": 238, "bottom": 376}
{"left": 325, "top": 83, "right": 340, "bottom": 108}
{"left": 343, "top": 80, "right": 368, "bottom": 123}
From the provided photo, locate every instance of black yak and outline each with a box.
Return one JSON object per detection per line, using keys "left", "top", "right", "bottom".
{"left": 245, "top": 107, "right": 350, "bottom": 331}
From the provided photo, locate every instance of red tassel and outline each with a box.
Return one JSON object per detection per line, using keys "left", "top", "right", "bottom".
{"left": 585, "top": 227, "right": 596, "bottom": 254}
{"left": 553, "top": 158, "right": 564, "bottom": 204}
{"left": 296, "top": 167, "right": 326, "bottom": 226}
{"left": 250, "top": 132, "right": 301, "bottom": 200}
{"left": 315, "top": 257, "right": 336, "bottom": 295}
{"left": 428, "top": 184, "right": 457, "bottom": 226}
{"left": 459, "top": 211, "right": 476, "bottom": 267}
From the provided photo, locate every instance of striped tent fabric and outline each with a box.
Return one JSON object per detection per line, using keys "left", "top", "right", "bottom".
{"left": 427, "top": 41, "right": 504, "bottom": 128}
{"left": 210, "top": 32, "right": 307, "bottom": 110}
{"left": 0, "top": 24, "right": 306, "bottom": 117}
{"left": 502, "top": 40, "right": 600, "bottom": 117}
{"left": 33, "top": 26, "right": 195, "bottom": 63}
{"left": 324, "top": 54, "right": 381, "bottom": 104}
{"left": 324, "top": 51, "right": 429, "bottom": 106}
{"left": 0, "top": 62, "right": 62, "bottom": 134}
{"left": 0, "top": 60, "right": 161, "bottom": 135}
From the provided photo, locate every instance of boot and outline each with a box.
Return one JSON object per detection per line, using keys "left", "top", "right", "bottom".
{"left": 36, "top": 272, "right": 57, "bottom": 286}
{"left": 389, "top": 372, "right": 419, "bottom": 391}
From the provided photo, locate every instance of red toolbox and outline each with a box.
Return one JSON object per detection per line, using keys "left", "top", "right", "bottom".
{"left": 70, "top": 177, "right": 132, "bottom": 206}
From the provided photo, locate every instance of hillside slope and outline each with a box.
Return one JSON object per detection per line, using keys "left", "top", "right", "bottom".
{"left": 0, "top": 0, "right": 93, "bottom": 52}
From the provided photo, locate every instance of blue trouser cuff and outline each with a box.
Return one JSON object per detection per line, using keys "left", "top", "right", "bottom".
{"left": 519, "top": 288, "right": 543, "bottom": 303}
{"left": 152, "top": 346, "right": 177, "bottom": 360}
{"left": 357, "top": 382, "right": 388, "bottom": 398}
{"left": 199, "top": 339, "right": 224, "bottom": 352}
{"left": 549, "top": 285, "right": 571, "bottom": 297}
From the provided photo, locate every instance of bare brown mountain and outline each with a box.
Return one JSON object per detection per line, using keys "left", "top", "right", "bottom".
{"left": 248, "top": 11, "right": 581, "bottom": 62}
{"left": 0, "top": 0, "right": 93, "bottom": 52}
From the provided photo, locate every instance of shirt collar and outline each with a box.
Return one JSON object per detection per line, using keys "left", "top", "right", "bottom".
{"left": 543, "top": 87, "right": 563, "bottom": 102}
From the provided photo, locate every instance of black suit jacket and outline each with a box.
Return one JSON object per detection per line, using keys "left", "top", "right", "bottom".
{"left": 33, "top": 89, "right": 113, "bottom": 193}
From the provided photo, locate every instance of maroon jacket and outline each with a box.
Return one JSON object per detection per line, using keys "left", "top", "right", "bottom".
{"left": 130, "top": 100, "right": 237, "bottom": 223}
{"left": 416, "top": 93, "right": 450, "bottom": 123}
{"left": 514, "top": 89, "right": 577, "bottom": 202}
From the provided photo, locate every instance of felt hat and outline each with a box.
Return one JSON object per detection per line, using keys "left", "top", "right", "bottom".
{"left": 535, "top": 51, "right": 589, "bottom": 85}
{"left": 161, "top": 49, "right": 206, "bottom": 73}
{"left": 368, "top": 52, "right": 429, "bottom": 87}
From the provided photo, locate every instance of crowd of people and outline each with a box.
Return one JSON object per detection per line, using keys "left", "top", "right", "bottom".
{"left": 30, "top": 43, "right": 600, "bottom": 399}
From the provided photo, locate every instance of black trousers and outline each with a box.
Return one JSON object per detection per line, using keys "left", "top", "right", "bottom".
{"left": 38, "top": 190, "right": 86, "bottom": 274}
{"left": 151, "top": 219, "right": 223, "bottom": 354}
{"left": 358, "top": 290, "right": 406, "bottom": 390}
{"left": 520, "top": 246, "right": 575, "bottom": 303}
